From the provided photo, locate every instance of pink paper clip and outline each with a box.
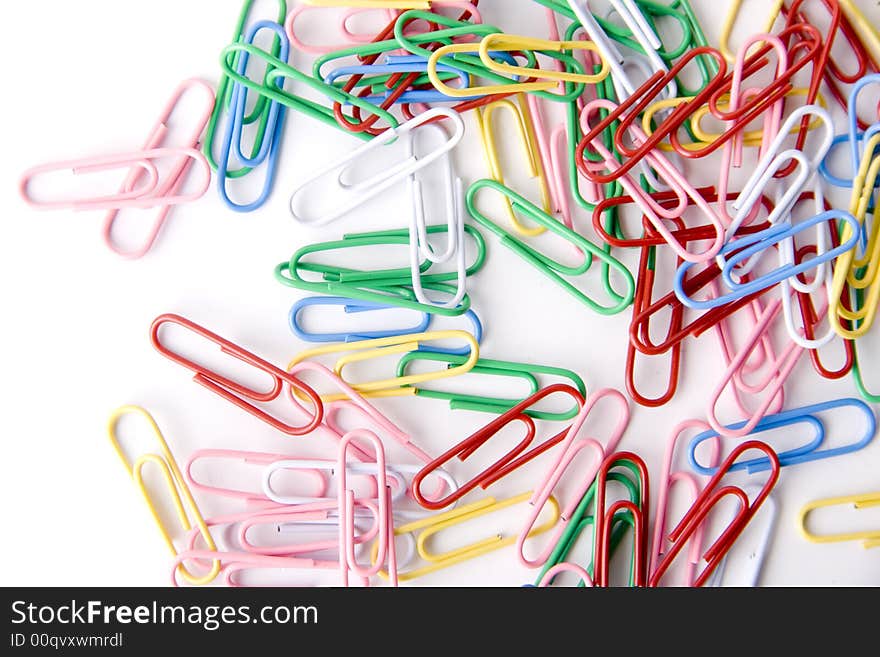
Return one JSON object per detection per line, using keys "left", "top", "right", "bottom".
{"left": 708, "top": 287, "right": 785, "bottom": 422}
{"left": 186, "top": 449, "right": 328, "bottom": 507}
{"left": 238, "top": 499, "right": 382, "bottom": 557}
{"left": 20, "top": 148, "right": 208, "bottom": 211}
{"left": 516, "top": 388, "right": 629, "bottom": 568}
{"left": 649, "top": 420, "right": 721, "bottom": 587}
{"left": 707, "top": 294, "right": 811, "bottom": 438}
{"left": 20, "top": 78, "right": 213, "bottom": 221}
{"left": 536, "top": 562, "right": 594, "bottom": 588}
{"left": 715, "top": 36, "right": 787, "bottom": 227}
{"left": 101, "top": 79, "right": 215, "bottom": 258}
{"left": 338, "top": 430, "right": 398, "bottom": 587}
{"left": 170, "top": 549, "right": 339, "bottom": 587}
{"left": 648, "top": 441, "right": 780, "bottom": 588}
{"left": 286, "top": 5, "right": 398, "bottom": 54}
{"left": 291, "top": 361, "right": 436, "bottom": 469}
{"left": 151, "top": 314, "right": 324, "bottom": 436}
{"left": 579, "top": 98, "right": 725, "bottom": 263}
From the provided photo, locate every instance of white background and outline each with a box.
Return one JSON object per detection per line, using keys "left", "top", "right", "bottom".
{"left": 2, "top": 0, "right": 880, "bottom": 587}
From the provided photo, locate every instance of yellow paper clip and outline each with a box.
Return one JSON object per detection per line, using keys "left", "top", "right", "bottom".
{"left": 798, "top": 490, "right": 880, "bottom": 548}
{"left": 477, "top": 34, "right": 609, "bottom": 85}
{"left": 719, "top": 0, "right": 783, "bottom": 62}
{"left": 427, "top": 43, "right": 558, "bottom": 97}
{"left": 288, "top": 330, "right": 479, "bottom": 401}
{"left": 108, "top": 406, "right": 220, "bottom": 585}
{"left": 476, "top": 95, "right": 554, "bottom": 236}
{"left": 372, "top": 492, "right": 560, "bottom": 581}
{"left": 839, "top": 0, "right": 880, "bottom": 65}
{"left": 829, "top": 135, "right": 880, "bottom": 338}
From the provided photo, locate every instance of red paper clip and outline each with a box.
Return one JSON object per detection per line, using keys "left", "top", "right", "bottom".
{"left": 626, "top": 243, "right": 684, "bottom": 407}
{"left": 782, "top": 0, "right": 880, "bottom": 131}
{"left": 593, "top": 452, "right": 650, "bottom": 588}
{"left": 648, "top": 441, "right": 780, "bottom": 587}
{"left": 411, "top": 383, "right": 585, "bottom": 510}
{"left": 151, "top": 314, "right": 323, "bottom": 435}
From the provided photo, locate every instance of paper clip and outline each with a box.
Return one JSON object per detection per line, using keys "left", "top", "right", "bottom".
{"left": 186, "top": 449, "right": 329, "bottom": 507}
{"left": 170, "top": 549, "right": 337, "bottom": 587}
{"left": 221, "top": 36, "right": 398, "bottom": 141}
{"left": 533, "top": 461, "right": 642, "bottom": 587}
{"left": 786, "top": 1, "right": 880, "bottom": 131}
{"left": 239, "top": 500, "right": 384, "bottom": 557}
{"left": 287, "top": 330, "right": 479, "bottom": 400}
{"left": 704, "top": 485, "right": 778, "bottom": 587}
{"left": 718, "top": 0, "right": 782, "bottom": 62}
{"left": 466, "top": 179, "right": 635, "bottom": 314}
{"left": 535, "top": 563, "right": 593, "bottom": 587}
{"left": 648, "top": 441, "right": 780, "bottom": 587}
{"left": 840, "top": 0, "right": 880, "bottom": 65}
{"left": 574, "top": 47, "right": 726, "bottom": 179}
{"left": 326, "top": 54, "right": 477, "bottom": 105}
{"left": 475, "top": 95, "right": 555, "bottom": 237}
{"left": 19, "top": 146, "right": 209, "bottom": 213}
{"left": 517, "top": 388, "right": 629, "bottom": 568}
{"left": 108, "top": 406, "right": 220, "bottom": 585}
{"left": 476, "top": 34, "right": 610, "bottom": 85}
{"left": 626, "top": 243, "right": 684, "bottom": 407}
{"left": 278, "top": 223, "right": 484, "bottom": 317}
{"left": 216, "top": 20, "right": 290, "bottom": 212}
{"left": 674, "top": 210, "right": 859, "bottom": 309}
{"left": 628, "top": 259, "right": 773, "bottom": 357}
{"left": 372, "top": 492, "right": 560, "bottom": 582}
{"left": 151, "top": 313, "right": 324, "bottom": 435}
{"left": 289, "top": 108, "right": 464, "bottom": 226}
{"left": 692, "top": 398, "right": 876, "bottom": 474}
{"left": 592, "top": 452, "right": 650, "bottom": 587}
{"left": 286, "top": 5, "right": 394, "bottom": 54}
{"left": 798, "top": 489, "right": 880, "bottom": 548}
{"left": 96, "top": 79, "right": 215, "bottom": 258}
{"left": 425, "top": 43, "right": 553, "bottom": 97}
{"left": 289, "top": 297, "right": 483, "bottom": 354}
{"left": 203, "top": 0, "right": 288, "bottom": 175}
{"left": 706, "top": 297, "right": 805, "bottom": 439}
{"left": 650, "top": 420, "right": 720, "bottom": 587}
{"left": 264, "top": 458, "right": 409, "bottom": 506}
{"left": 395, "top": 351, "right": 586, "bottom": 420}
{"left": 288, "top": 361, "right": 440, "bottom": 472}
{"left": 566, "top": 0, "right": 673, "bottom": 100}
{"left": 829, "top": 132, "right": 880, "bottom": 338}
{"left": 411, "top": 384, "right": 586, "bottom": 509}
{"left": 820, "top": 74, "right": 880, "bottom": 188}
{"left": 579, "top": 99, "right": 726, "bottom": 263}
{"left": 290, "top": 297, "right": 430, "bottom": 343}
{"left": 338, "top": 430, "right": 397, "bottom": 586}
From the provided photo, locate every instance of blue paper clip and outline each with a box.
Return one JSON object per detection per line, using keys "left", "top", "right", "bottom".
{"left": 217, "top": 21, "right": 289, "bottom": 213}
{"left": 818, "top": 74, "right": 880, "bottom": 189}
{"left": 324, "top": 54, "right": 485, "bottom": 104}
{"left": 674, "top": 210, "right": 861, "bottom": 310}
{"left": 688, "top": 398, "right": 876, "bottom": 474}
{"left": 289, "top": 296, "right": 483, "bottom": 354}
{"left": 289, "top": 297, "right": 430, "bottom": 342}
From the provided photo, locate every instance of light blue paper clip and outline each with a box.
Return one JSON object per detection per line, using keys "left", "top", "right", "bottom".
{"left": 289, "top": 296, "right": 482, "bottom": 354}
{"left": 673, "top": 210, "right": 860, "bottom": 310}
{"left": 218, "top": 20, "right": 289, "bottom": 212}
{"left": 689, "top": 398, "right": 876, "bottom": 474}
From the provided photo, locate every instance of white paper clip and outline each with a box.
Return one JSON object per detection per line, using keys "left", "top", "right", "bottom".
{"left": 289, "top": 107, "right": 465, "bottom": 226}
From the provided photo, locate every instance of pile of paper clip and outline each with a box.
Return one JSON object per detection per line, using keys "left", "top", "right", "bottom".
{"left": 20, "top": 0, "right": 880, "bottom": 586}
